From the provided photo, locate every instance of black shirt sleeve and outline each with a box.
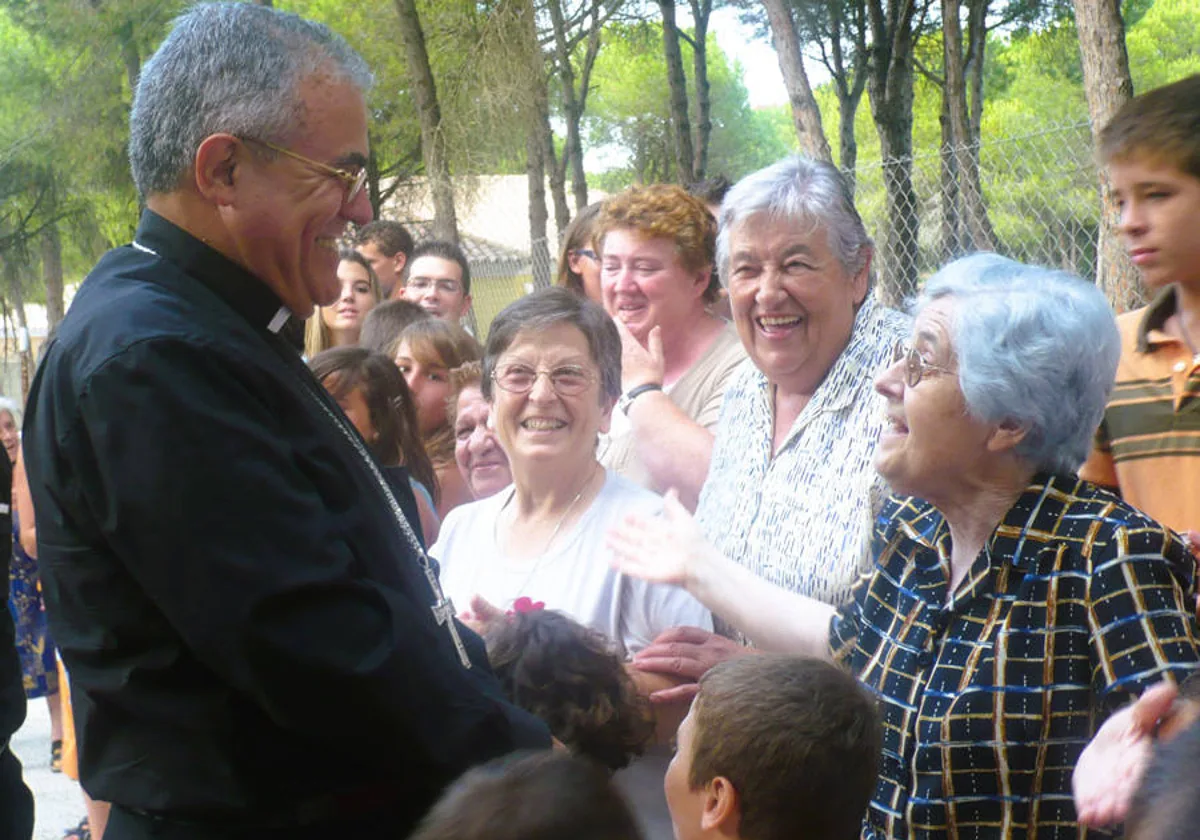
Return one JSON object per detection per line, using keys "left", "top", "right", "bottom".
{"left": 53, "top": 336, "right": 547, "bottom": 775}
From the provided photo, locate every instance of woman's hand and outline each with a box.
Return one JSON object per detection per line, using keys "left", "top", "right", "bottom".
{"left": 458, "top": 594, "right": 506, "bottom": 637}
{"left": 631, "top": 626, "right": 756, "bottom": 702}
{"left": 614, "top": 318, "right": 664, "bottom": 393}
{"left": 606, "top": 490, "right": 717, "bottom": 590}
{"left": 1073, "top": 682, "right": 1189, "bottom": 827}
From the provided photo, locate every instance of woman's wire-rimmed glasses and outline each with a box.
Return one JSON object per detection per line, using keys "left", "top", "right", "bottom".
{"left": 241, "top": 136, "right": 368, "bottom": 206}
{"left": 492, "top": 363, "right": 596, "bottom": 396}
{"left": 891, "top": 339, "right": 955, "bottom": 388}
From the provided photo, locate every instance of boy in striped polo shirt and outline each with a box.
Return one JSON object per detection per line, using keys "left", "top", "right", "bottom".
{"left": 1080, "top": 74, "right": 1200, "bottom": 538}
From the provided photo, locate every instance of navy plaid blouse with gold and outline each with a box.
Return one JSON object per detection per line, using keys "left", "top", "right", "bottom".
{"left": 830, "top": 473, "right": 1200, "bottom": 839}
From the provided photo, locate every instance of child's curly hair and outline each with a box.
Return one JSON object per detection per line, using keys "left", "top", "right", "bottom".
{"left": 485, "top": 610, "right": 654, "bottom": 772}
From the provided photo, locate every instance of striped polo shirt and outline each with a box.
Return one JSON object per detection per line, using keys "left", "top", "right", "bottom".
{"left": 1079, "top": 285, "right": 1200, "bottom": 533}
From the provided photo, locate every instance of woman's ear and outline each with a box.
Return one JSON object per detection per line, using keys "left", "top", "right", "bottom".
{"left": 597, "top": 394, "right": 616, "bottom": 435}
{"left": 986, "top": 417, "right": 1028, "bottom": 455}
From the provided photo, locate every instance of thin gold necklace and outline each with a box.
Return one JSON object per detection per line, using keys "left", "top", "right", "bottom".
{"left": 473, "top": 465, "right": 602, "bottom": 610}
{"left": 496, "top": 463, "right": 600, "bottom": 560}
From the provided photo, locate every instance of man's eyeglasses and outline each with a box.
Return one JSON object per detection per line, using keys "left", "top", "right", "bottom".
{"left": 241, "top": 136, "right": 367, "bottom": 206}
{"left": 492, "top": 363, "right": 595, "bottom": 396}
{"left": 891, "top": 339, "right": 955, "bottom": 388}
{"left": 573, "top": 248, "right": 598, "bottom": 261}
{"left": 407, "top": 278, "right": 463, "bottom": 295}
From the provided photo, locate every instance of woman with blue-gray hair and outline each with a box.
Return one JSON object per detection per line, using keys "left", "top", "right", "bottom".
{"left": 609, "top": 254, "right": 1200, "bottom": 839}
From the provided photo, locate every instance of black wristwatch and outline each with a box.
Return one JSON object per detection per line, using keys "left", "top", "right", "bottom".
{"left": 618, "top": 382, "right": 663, "bottom": 415}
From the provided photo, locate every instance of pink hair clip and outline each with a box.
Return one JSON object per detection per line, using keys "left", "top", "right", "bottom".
{"left": 508, "top": 596, "right": 546, "bottom": 616}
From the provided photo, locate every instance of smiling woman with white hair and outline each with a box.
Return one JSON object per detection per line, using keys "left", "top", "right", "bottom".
{"left": 609, "top": 253, "right": 1200, "bottom": 839}
{"left": 627, "top": 157, "right": 910, "bottom": 687}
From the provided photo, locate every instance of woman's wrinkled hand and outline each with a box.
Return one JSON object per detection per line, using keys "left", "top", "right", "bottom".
{"left": 606, "top": 489, "right": 713, "bottom": 589}
{"left": 1073, "top": 682, "right": 1187, "bottom": 827}
{"left": 631, "top": 626, "right": 756, "bottom": 703}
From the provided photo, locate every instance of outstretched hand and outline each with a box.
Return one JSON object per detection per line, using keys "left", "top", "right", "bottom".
{"left": 631, "top": 626, "right": 755, "bottom": 703}
{"left": 607, "top": 489, "right": 715, "bottom": 589}
{"left": 1073, "top": 682, "right": 1182, "bottom": 827}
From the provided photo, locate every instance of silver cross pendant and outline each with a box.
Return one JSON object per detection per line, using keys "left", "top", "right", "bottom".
{"left": 431, "top": 594, "right": 472, "bottom": 669}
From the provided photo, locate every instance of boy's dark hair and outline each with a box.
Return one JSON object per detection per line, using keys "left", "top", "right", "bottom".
{"left": 690, "top": 655, "right": 881, "bottom": 840}
{"left": 308, "top": 347, "right": 437, "bottom": 500}
{"left": 359, "top": 299, "right": 430, "bottom": 358}
{"left": 1100, "top": 74, "right": 1200, "bottom": 180}
{"left": 410, "top": 751, "right": 644, "bottom": 840}
{"left": 1127, "top": 717, "right": 1200, "bottom": 840}
{"left": 410, "top": 239, "right": 472, "bottom": 295}
{"left": 485, "top": 610, "right": 654, "bottom": 772}
{"left": 355, "top": 219, "right": 414, "bottom": 261}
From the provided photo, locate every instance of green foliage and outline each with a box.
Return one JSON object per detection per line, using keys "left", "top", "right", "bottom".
{"left": 584, "top": 20, "right": 792, "bottom": 187}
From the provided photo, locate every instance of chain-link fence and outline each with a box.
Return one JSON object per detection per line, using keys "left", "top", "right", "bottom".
{"left": 465, "top": 238, "right": 555, "bottom": 342}
{"left": 464, "top": 119, "right": 1105, "bottom": 336}
{"left": 855, "top": 119, "right": 1101, "bottom": 308}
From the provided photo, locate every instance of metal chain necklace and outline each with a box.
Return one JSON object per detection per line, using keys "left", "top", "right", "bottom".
{"left": 132, "top": 239, "right": 472, "bottom": 669}
{"left": 481, "top": 463, "right": 602, "bottom": 603}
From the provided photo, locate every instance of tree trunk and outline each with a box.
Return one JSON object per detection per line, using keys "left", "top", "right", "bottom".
{"left": 117, "top": 20, "right": 140, "bottom": 97}
{"left": 548, "top": 0, "right": 601, "bottom": 213}
{"left": 943, "top": 0, "right": 995, "bottom": 251}
{"left": 522, "top": 0, "right": 553, "bottom": 285}
{"left": 761, "top": 0, "right": 833, "bottom": 162}
{"left": 4, "top": 259, "right": 31, "bottom": 399}
{"left": 658, "top": 0, "right": 696, "bottom": 184}
{"left": 866, "top": 0, "right": 920, "bottom": 302}
{"left": 938, "top": 85, "right": 964, "bottom": 260}
{"left": 1074, "top": 0, "right": 1140, "bottom": 311}
{"left": 394, "top": 0, "right": 459, "bottom": 243}
{"left": 688, "top": 0, "right": 713, "bottom": 181}
{"left": 542, "top": 112, "right": 571, "bottom": 237}
{"left": 965, "top": 0, "right": 987, "bottom": 141}
{"left": 40, "top": 224, "right": 64, "bottom": 331}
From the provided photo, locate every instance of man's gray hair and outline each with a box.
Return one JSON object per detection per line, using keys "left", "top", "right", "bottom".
{"left": 129, "top": 2, "right": 373, "bottom": 197}
{"left": 716, "top": 156, "right": 872, "bottom": 286}
{"left": 920, "top": 253, "right": 1121, "bottom": 474}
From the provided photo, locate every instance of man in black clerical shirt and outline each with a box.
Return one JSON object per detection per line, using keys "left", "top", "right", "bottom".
{"left": 0, "top": 608, "right": 32, "bottom": 840}
{"left": 22, "top": 5, "right": 550, "bottom": 839}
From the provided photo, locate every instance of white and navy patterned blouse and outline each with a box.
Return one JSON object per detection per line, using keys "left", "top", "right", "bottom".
{"left": 694, "top": 293, "right": 911, "bottom": 610}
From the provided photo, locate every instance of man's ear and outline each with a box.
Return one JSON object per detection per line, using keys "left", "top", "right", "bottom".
{"left": 700, "top": 776, "right": 740, "bottom": 835}
{"left": 194, "top": 134, "right": 243, "bottom": 206}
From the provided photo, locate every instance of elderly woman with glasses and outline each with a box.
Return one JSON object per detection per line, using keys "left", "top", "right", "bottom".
{"left": 431, "top": 286, "right": 711, "bottom": 838}
{"left": 431, "top": 287, "right": 709, "bottom": 653}
{"left": 609, "top": 254, "right": 1200, "bottom": 839}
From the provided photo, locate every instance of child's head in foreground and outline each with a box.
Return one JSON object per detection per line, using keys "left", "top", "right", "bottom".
{"left": 1124, "top": 675, "right": 1200, "bottom": 840}
{"left": 410, "top": 750, "right": 644, "bottom": 840}
{"left": 485, "top": 608, "right": 654, "bottom": 773}
{"left": 1100, "top": 74, "right": 1200, "bottom": 291}
{"left": 666, "top": 654, "right": 881, "bottom": 840}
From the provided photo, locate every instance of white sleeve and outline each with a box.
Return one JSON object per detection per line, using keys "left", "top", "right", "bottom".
{"left": 617, "top": 576, "right": 713, "bottom": 655}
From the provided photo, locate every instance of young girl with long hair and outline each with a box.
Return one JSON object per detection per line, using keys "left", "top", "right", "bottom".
{"left": 310, "top": 346, "right": 440, "bottom": 545}
{"left": 393, "top": 319, "right": 481, "bottom": 519}
{"left": 304, "top": 250, "right": 383, "bottom": 357}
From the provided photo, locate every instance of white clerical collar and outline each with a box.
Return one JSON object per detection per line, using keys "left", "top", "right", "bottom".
{"left": 266, "top": 307, "right": 292, "bottom": 334}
